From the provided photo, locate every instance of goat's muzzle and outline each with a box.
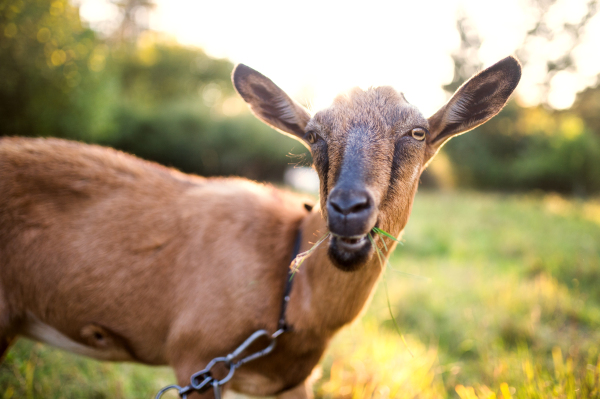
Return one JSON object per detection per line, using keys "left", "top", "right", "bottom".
{"left": 326, "top": 187, "right": 377, "bottom": 271}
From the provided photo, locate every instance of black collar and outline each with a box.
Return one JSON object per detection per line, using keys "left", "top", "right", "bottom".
{"left": 276, "top": 230, "right": 302, "bottom": 332}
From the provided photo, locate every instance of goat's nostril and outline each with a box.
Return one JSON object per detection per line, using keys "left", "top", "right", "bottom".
{"left": 349, "top": 196, "right": 370, "bottom": 213}
{"left": 328, "top": 190, "right": 372, "bottom": 215}
{"left": 330, "top": 199, "right": 344, "bottom": 214}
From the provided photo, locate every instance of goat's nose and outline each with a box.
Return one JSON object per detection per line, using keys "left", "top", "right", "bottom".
{"left": 328, "top": 188, "right": 372, "bottom": 215}
{"left": 327, "top": 187, "right": 377, "bottom": 237}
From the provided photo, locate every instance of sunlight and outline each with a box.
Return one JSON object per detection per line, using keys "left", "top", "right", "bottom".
{"left": 147, "top": 0, "right": 462, "bottom": 115}
{"left": 548, "top": 71, "right": 579, "bottom": 110}
{"left": 77, "top": 0, "right": 600, "bottom": 111}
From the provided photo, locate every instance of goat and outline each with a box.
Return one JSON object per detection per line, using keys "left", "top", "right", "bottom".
{"left": 0, "top": 56, "right": 521, "bottom": 398}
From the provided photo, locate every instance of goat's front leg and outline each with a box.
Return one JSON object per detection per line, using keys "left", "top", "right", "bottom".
{"left": 0, "top": 297, "right": 15, "bottom": 362}
{"left": 276, "top": 380, "right": 313, "bottom": 399}
{"left": 0, "top": 335, "right": 14, "bottom": 362}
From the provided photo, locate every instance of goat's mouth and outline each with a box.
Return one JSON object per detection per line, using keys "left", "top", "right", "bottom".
{"left": 334, "top": 233, "right": 368, "bottom": 250}
{"left": 328, "top": 232, "right": 373, "bottom": 272}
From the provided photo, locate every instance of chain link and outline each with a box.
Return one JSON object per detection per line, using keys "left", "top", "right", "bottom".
{"left": 155, "top": 328, "right": 284, "bottom": 399}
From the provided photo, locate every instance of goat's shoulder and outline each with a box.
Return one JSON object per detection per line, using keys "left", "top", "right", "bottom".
{"left": 182, "top": 176, "right": 311, "bottom": 225}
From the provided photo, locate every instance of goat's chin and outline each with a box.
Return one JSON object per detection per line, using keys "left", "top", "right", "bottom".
{"left": 328, "top": 234, "right": 373, "bottom": 272}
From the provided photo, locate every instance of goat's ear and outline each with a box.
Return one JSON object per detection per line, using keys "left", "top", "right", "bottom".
{"left": 233, "top": 64, "right": 311, "bottom": 147}
{"left": 425, "top": 56, "right": 521, "bottom": 162}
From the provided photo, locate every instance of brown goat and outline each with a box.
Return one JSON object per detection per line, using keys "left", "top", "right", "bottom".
{"left": 0, "top": 56, "right": 521, "bottom": 398}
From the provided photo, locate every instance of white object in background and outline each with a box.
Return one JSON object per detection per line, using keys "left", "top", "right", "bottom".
{"left": 284, "top": 166, "right": 319, "bottom": 194}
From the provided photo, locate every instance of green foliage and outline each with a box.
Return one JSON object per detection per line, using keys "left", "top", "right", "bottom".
{"left": 104, "top": 101, "right": 307, "bottom": 179}
{"left": 443, "top": 102, "right": 600, "bottom": 195}
{"left": 572, "top": 81, "right": 600, "bottom": 140}
{"left": 105, "top": 38, "right": 310, "bottom": 178}
{"left": 115, "top": 38, "right": 234, "bottom": 105}
{"left": 437, "top": 3, "right": 600, "bottom": 195}
{"left": 104, "top": 37, "right": 310, "bottom": 178}
{"left": 0, "top": 1, "right": 309, "bottom": 182}
{"left": 0, "top": 0, "right": 115, "bottom": 139}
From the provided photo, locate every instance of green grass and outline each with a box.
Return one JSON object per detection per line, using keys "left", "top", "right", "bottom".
{"left": 2, "top": 191, "right": 600, "bottom": 398}
{"left": 0, "top": 340, "right": 175, "bottom": 398}
{"left": 316, "top": 191, "right": 600, "bottom": 398}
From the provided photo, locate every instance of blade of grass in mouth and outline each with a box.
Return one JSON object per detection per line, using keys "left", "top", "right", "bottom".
{"left": 372, "top": 226, "right": 403, "bottom": 244}
{"left": 290, "top": 232, "right": 330, "bottom": 280}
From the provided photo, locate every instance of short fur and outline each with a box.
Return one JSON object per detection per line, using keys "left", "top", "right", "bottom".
{"left": 0, "top": 56, "right": 521, "bottom": 398}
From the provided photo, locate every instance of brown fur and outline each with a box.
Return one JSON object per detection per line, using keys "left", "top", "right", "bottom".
{"left": 0, "top": 56, "right": 521, "bottom": 398}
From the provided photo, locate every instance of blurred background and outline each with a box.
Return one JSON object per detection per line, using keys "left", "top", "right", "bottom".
{"left": 1, "top": 0, "right": 600, "bottom": 398}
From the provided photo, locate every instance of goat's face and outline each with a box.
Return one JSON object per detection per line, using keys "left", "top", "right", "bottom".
{"left": 233, "top": 57, "right": 521, "bottom": 271}
{"left": 307, "top": 88, "right": 426, "bottom": 269}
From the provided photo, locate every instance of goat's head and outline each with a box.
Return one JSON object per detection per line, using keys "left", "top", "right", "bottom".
{"left": 233, "top": 57, "right": 521, "bottom": 271}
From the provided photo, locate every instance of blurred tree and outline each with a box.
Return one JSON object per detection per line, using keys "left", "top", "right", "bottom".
{"left": 437, "top": 0, "right": 600, "bottom": 195}
{"left": 101, "top": 32, "right": 304, "bottom": 179}
{"left": 114, "top": 35, "right": 234, "bottom": 106}
{"left": 111, "top": 0, "right": 155, "bottom": 43}
{"left": 445, "top": 0, "right": 598, "bottom": 102}
{"left": 517, "top": 0, "right": 598, "bottom": 101}
{"left": 571, "top": 81, "right": 600, "bottom": 137}
{"left": 445, "top": 101, "right": 600, "bottom": 194}
{"left": 0, "top": 0, "right": 115, "bottom": 139}
{"left": 0, "top": 0, "right": 308, "bottom": 182}
{"left": 442, "top": 11, "right": 482, "bottom": 94}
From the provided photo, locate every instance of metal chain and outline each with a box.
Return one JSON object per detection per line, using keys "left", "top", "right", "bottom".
{"left": 155, "top": 328, "right": 284, "bottom": 399}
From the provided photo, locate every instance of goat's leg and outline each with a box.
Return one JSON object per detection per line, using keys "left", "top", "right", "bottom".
{"left": 0, "top": 335, "right": 14, "bottom": 362}
{"left": 0, "top": 296, "right": 14, "bottom": 362}
{"left": 276, "top": 380, "right": 313, "bottom": 399}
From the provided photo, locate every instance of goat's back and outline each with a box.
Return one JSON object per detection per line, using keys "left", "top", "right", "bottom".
{"left": 0, "top": 137, "right": 307, "bottom": 364}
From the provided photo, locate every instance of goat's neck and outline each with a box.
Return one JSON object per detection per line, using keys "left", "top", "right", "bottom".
{"left": 287, "top": 206, "right": 399, "bottom": 335}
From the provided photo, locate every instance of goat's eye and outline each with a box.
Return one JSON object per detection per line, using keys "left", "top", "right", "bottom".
{"left": 306, "top": 131, "right": 317, "bottom": 144}
{"left": 411, "top": 128, "right": 426, "bottom": 141}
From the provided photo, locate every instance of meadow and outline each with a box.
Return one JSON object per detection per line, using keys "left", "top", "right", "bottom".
{"left": 1, "top": 190, "right": 599, "bottom": 399}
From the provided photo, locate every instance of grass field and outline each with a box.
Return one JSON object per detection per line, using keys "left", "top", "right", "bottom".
{"left": 1, "top": 191, "right": 600, "bottom": 398}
